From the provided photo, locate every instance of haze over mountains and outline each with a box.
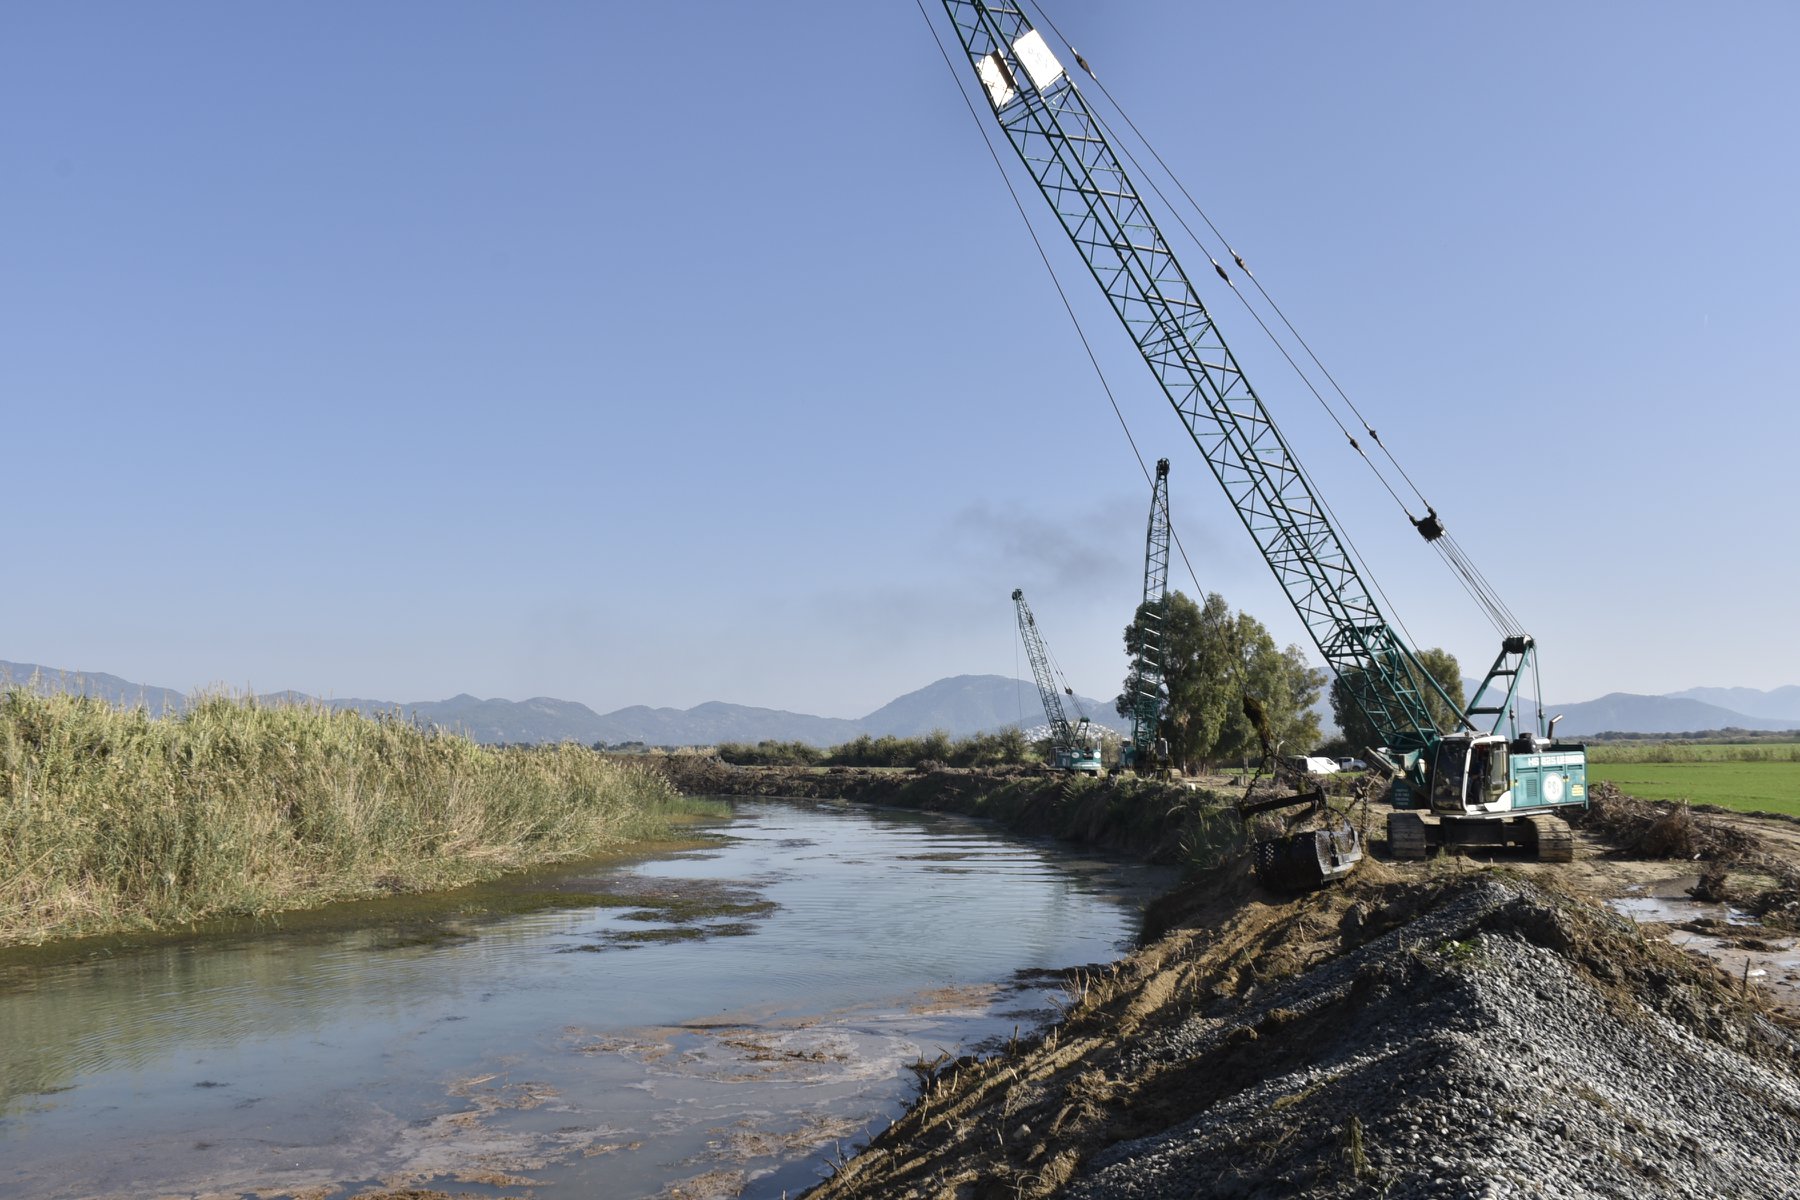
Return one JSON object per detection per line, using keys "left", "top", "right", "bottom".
{"left": 3, "top": 660, "right": 1797, "bottom": 747}
{"left": 0, "top": 662, "right": 1126, "bottom": 747}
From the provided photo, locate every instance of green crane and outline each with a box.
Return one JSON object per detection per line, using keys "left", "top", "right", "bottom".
{"left": 1122, "top": 458, "right": 1171, "bottom": 773}
{"left": 941, "top": 2, "right": 1584, "bottom": 861}
{"left": 1012, "top": 588, "right": 1102, "bottom": 776}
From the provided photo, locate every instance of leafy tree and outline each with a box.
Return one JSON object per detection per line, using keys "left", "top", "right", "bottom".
{"left": 1118, "top": 590, "right": 1326, "bottom": 771}
{"left": 1329, "top": 646, "right": 1463, "bottom": 755}
{"left": 715, "top": 739, "right": 824, "bottom": 766}
{"left": 1223, "top": 621, "right": 1327, "bottom": 766}
{"left": 820, "top": 728, "right": 1031, "bottom": 769}
{"left": 950, "top": 726, "right": 1028, "bottom": 767}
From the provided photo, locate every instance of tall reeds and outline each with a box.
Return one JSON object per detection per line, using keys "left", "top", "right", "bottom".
{"left": 0, "top": 690, "right": 703, "bottom": 945}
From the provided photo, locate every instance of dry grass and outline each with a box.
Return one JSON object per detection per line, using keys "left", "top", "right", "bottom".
{"left": 0, "top": 689, "right": 709, "bottom": 945}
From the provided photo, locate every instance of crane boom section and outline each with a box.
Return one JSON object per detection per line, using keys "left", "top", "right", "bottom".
{"left": 1012, "top": 588, "right": 1077, "bottom": 752}
{"left": 944, "top": 1, "right": 1454, "bottom": 753}
{"left": 1127, "top": 459, "right": 1171, "bottom": 760}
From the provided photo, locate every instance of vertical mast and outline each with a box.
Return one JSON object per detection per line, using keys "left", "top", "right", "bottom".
{"left": 1128, "top": 459, "right": 1171, "bottom": 760}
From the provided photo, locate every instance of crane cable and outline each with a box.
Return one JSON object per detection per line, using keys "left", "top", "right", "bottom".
{"left": 915, "top": 0, "right": 1210, "bottom": 606}
{"left": 982, "top": 0, "right": 1432, "bottom": 658}
{"left": 1027, "top": 1, "right": 1526, "bottom": 640}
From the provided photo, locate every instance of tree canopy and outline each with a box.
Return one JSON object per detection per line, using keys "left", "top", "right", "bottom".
{"left": 1329, "top": 646, "right": 1464, "bottom": 756}
{"left": 1118, "top": 590, "right": 1326, "bottom": 772}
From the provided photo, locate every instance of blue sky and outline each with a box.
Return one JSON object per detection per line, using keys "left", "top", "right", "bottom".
{"left": 5, "top": 2, "right": 1797, "bottom": 720}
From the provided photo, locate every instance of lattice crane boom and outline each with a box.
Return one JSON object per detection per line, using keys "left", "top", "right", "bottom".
{"left": 1012, "top": 588, "right": 1099, "bottom": 773}
{"left": 942, "top": 0, "right": 1459, "bottom": 755}
{"left": 1126, "top": 459, "right": 1170, "bottom": 765}
{"left": 942, "top": 3, "right": 1586, "bottom": 860}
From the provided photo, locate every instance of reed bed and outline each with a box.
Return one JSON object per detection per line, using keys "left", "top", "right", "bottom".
{"left": 0, "top": 690, "right": 708, "bottom": 945}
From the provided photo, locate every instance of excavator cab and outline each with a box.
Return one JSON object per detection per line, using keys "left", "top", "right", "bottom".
{"left": 1429, "top": 733, "right": 1510, "bottom": 814}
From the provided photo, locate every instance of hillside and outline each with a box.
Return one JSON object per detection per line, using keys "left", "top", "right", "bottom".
{"left": 0, "top": 662, "right": 1123, "bottom": 748}
{"left": 1668, "top": 684, "right": 1800, "bottom": 722}
{"left": 859, "top": 674, "right": 1126, "bottom": 739}
{"left": 1538, "top": 692, "right": 1800, "bottom": 736}
{"left": 7, "top": 658, "right": 1797, "bottom": 746}
{"left": 0, "top": 661, "right": 187, "bottom": 715}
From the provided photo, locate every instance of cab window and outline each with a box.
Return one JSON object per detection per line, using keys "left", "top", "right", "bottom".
{"left": 1432, "top": 744, "right": 1466, "bottom": 804}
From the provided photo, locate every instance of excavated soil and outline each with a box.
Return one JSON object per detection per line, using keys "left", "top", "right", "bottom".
{"left": 752, "top": 771, "right": 1800, "bottom": 1200}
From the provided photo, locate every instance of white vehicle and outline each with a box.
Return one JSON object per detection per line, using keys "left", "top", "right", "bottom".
{"left": 1283, "top": 755, "right": 1341, "bottom": 776}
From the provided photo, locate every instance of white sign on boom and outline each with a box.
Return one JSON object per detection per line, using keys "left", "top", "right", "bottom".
{"left": 1011, "top": 29, "right": 1065, "bottom": 92}
{"left": 977, "top": 52, "right": 1017, "bottom": 109}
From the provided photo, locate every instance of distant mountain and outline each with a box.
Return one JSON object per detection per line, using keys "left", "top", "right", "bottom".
{"left": 0, "top": 661, "right": 187, "bottom": 714}
{"left": 860, "top": 674, "right": 1128, "bottom": 738}
{"left": 1665, "top": 686, "right": 1800, "bottom": 724}
{"left": 1545, "top": 693, "right": 1800, "bottom": 737}
{"left": 0, "top": 661, "right": 1118, "bottom": 747}
{"left": 1443, "top": 688, "right": 1798, "bottom": 738}
{"left": 8, "top": 657, "right": 1794, "bottom": 746}
{"left": 585, "top": 701, "right": 865, "bottom": 747}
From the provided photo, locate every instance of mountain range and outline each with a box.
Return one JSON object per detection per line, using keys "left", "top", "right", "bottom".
{"left": 0, "top": 662, "right": 1128, "bottom": 747}
{"left": 3, "top": 659, "right": 1796, "bottom": 747}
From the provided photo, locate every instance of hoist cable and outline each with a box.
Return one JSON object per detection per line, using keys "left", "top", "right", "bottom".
{"left": 925, "top": 0, "right": 1425, "bottom": 659}
{"left": 920, "top": 1, "right": 1215, "bottom": 612}
{"left": 1026, "top": 1, "right": 1524, "bottom": 644}
{"left": 1027, "top": 3, "right": 1434, "bottom": 513}
{"left": 916, "top": 0, "right": 1157, "bottom": 498}
{"left": 923, "top": 0, "right": 1178, "bottom": 724}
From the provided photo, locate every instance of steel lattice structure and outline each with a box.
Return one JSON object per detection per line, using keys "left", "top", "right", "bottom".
{"left": 944, "top": 0, "right": 1476, "bottom": 754}
{"left": 1127, "top": 459, "right": 1171, "bottom": 760}
{"left": 1012, "top": 588, "right": 1079, "bottom": 755}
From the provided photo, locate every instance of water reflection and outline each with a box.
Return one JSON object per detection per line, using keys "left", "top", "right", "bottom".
{"left": 0, "top": 799, "right": 1169, "bottom": 1199}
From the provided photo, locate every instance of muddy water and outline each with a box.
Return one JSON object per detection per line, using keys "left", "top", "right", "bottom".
{"left": 0, "top": 799, "right": 1171, "bottom": 1199}
{"left": 1608, "top": 880, "right": 1800, "bottom": 1015}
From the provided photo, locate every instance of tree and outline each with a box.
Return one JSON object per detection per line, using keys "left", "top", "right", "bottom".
{"left": 1118, "top": 590, "right": 1327, "bottom": 772}
{"left": 1330, "top": 646, "right": 1464, "bottom": 756}
{"left": 1223, "top": 620, "right": 1327, "bottom": 766}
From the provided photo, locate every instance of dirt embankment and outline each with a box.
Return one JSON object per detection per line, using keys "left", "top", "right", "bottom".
{"left": 647, "top": 758, "right": 1250, "bottom": 867}
{"left": 809, "top": 862, "right": 1800, "bottom": 1199}
{"left": 652, "top": 762, "right": 1800, "bottom": 1199}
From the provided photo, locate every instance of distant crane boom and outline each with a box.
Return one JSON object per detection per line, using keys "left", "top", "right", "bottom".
{"left": 1012, "top": 588, "right": 1100, "bottom": 775}
{"left": 1125, "top": 459, "right": 1170, "bottom": 767}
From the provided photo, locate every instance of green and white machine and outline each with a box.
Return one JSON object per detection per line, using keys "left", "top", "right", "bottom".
{"left": 944, "top": 3, "right": 1585, "bottom": 858}
{"left": 1012, "top": 588, "right": 1104, "bottom": 777}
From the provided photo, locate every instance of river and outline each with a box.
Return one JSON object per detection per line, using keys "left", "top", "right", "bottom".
{"left": 0, "top": 798, "right": 1172, "bottom": 1199}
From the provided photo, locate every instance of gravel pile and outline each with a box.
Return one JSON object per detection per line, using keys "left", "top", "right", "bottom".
{"left": 1068, "top": 877, "right": 1800, "bottom": 1199}
{"left": 805, "top": 868, "right": 1800, "bottom": 1200}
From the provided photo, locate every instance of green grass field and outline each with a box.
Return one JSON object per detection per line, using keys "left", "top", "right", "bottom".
{"left": 1587, "top": 760, "right": 1800, "bottom": 817}
{"left": 1587, "top": 741, "right": 1800, "bottom": 764}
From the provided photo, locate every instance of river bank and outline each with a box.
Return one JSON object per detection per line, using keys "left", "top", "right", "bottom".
{"left": 648, "top": 760, "right": 1800, "bottom": 1198}
{"left": 644, "top": 756, "right": 1250, "bottom": 871}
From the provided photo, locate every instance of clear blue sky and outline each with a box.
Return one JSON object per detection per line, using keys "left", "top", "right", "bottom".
{"left": 5, "top": 2, "right": 1796, "bottom": 719}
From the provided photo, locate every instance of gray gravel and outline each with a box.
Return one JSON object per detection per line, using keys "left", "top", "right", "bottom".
{"left": 1066, "top": 878, "right": 1800, "bottom": 1200}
